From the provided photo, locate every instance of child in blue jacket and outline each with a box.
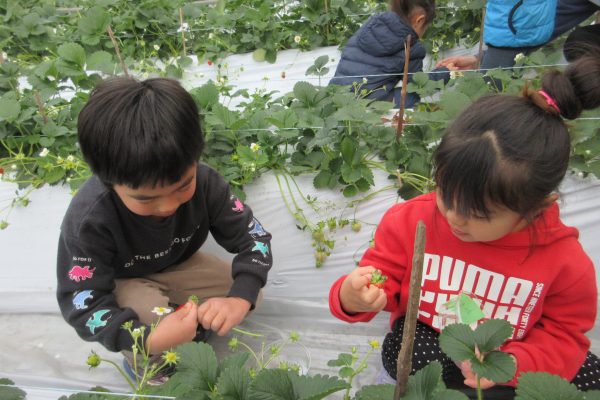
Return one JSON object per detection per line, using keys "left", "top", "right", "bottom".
{"left": 329, "top": 0, "right": 450, "bottom": 108}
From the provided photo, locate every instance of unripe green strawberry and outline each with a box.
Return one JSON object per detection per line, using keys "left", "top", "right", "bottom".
{"left": 351, "top": 221, "right": 361, "bottom": 232}
{"left": 312, "top": 231, "right": 325, "bottom": 242}
{"left": 369, "top": 269, "right": 387, "bottom": 289}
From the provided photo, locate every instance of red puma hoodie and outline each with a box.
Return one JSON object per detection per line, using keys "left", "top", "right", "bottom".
{"left": 329, "top": 192, "right": 597, "bottom": 386}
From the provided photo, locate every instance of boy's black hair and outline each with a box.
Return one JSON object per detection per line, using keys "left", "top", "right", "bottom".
{"left": 77, "top": 77, "right": 204, "bottom": 188}
{"left": 434, "top": 49, "right": 600, "bottom": 221}
{"left": 390, "top": 0, "right": 436, "bottom": 25}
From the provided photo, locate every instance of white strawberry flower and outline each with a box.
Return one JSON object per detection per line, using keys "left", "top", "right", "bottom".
{"left": 151, "top": 306, "right": 172, "bottom": 316}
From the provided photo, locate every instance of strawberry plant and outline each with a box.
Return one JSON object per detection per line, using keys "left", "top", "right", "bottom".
{"left": 1, "top": 1, "right": 598, "bottom": 266}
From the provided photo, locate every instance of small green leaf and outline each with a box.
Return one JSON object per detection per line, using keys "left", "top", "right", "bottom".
{"left": 341, "top": 163, "right": 361, "bottom": 183}
{"left": 0, "top": 378, "right": 26, "bottom": 400}
{"left": 86, "top": 51, "right": 114, "bottom": 74}
{"left": 340, "top": 137, "right": 356, "bottom": 165}
{"left": 219, "top": 352, "right": 250, "bottom": 374}
{"left": 57, "top": 43, "right": 86, "bottom": 68}
{"left": 431, "top": 390, "right": 470, "bottom": 400}
{"left": 39, "top": 137, "right": 56, "bottom": 147}
{"left": 314, "top": 170, "right": 335, "bottom": 189}
{"left": 354, "top": 384, "right": 395, "bottom": 400}
{"left": 471, "top": 351, "right": 516, "bottom": 384}
{"left": 57, "top": 386, "right": 112, "bottom": 399}
{"left": 294, "top": 81, "right": 318, "bottom": 106}
{"left": 77, "top": 6, "right": 110, "bottom": 37}
{"left": 216, "top": 367, "right": 250, "bottom": 400}
{"left": 440, "top": 91, "right": 471, "bottom": 118}
{"left": 41, "top": 122, "right": 70, "bottom": 137}
{"left": 515, "top": 372, "right": 584, "bottom": 400}
{"left": 327, "top": 353, "right": 353, "bottom": 367}
{"left": 172, "top": 342, "right": 219, "bottom": 392}
{"left": 439, "top": 323, "right": 476, "bottom": 362}
{"left": 43, "top": 167, "right": 66, "bottom": 184}
{"left": 314, "top": 55, "right": 329, "bottom": 69}
{"left": 583, "top": 390, "right": 600, "bottom": 400}
{"left": 403, "top": 361, "right": 446, "bottom": 400}
{"left": 190, "top": 81, "right": 220, "bottom": 110}
{"left": 338, "top": 366, "right": 354, "bottom": 378}
{"left": 248, "top": 369, "right": 295, "bottom": 400}
{"left": 0, "top": 99, "right": 20, "bottom": 121}
{"left": 289, "top": 372, "right": 348, "bottom": 400}
{"left": 474, "top": 319, "right": 513, "bottom": 353}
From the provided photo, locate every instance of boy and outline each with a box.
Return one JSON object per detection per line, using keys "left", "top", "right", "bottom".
{"left": 56, "top": 77, "right": 272, "bottom": 382}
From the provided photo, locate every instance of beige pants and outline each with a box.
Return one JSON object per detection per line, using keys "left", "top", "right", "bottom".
{"left": 114, "top": 251, "right": 233, "bottom": 325}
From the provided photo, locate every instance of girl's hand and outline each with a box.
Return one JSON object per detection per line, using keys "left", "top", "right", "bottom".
{"left": 458, "top": 353, "right": 516, "bottom": 389}
{"left": 339, "top": 266, "right": 387, "bottom": 314}
{"left": 458, "top": 359, "right": 497, "bottom": 389}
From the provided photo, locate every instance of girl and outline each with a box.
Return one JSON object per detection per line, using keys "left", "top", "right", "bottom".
{"left": 329, "top": 0, "right": 450, "bottom": 108}
{"left": 329, "top": 51, "right": 600, "bottom": 396}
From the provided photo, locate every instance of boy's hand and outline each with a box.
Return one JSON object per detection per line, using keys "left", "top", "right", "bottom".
{"left": 339, "top": 266, "right": 387, "bottom": 314}
{"left": 197, "top": 297, "right": 251, "bottom": 336}
{"left": 436, "top": 55, "right": 478, "bottom": 70}
{"left": 146, "top": 301, "right": 198, "bottom": 354}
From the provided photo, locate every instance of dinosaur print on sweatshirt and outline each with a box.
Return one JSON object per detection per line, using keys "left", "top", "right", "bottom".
{"left": 68, "top": 265, "right": 96, "bottom": 282}
{"left": 73, "top": 290, "right": 94, "bottom": 310}
{"left": 86, "top": 309, "right": 111, "bottom": 334}
{"left": 248, "top": 218, "right": 267, "bottom": 237}
{"left": 252, "top": 241, "right": 269, "bottom": 258}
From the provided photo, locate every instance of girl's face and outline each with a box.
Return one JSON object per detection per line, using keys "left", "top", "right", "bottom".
{"left": 113, "top": 164, "right": 197, "bottom": 219}
{"left": 435, "top": 190, "right": 528, "bottom": 242}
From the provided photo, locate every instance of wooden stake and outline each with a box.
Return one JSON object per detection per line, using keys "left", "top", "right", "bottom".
{"left": 394, "top": 220, "right": 426, "bottom": 400}
{"left": 179, "top": 8, "right": 187, "bottom": 57}
{"left": 476, "top": 4, "right": 486, "bottom": 69}
{"left": 33, "top": 91, "right": 48, "bottom": 124}
{"left": 396, "top": 34, "right": 412, "bottom": 141}
{"left": 107, "top": 26, "right": 129, "bottom": 77}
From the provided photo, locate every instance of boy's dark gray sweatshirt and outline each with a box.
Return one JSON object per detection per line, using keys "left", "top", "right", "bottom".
{"left": 56, "top": 163, "right": 272, "bottom": 352}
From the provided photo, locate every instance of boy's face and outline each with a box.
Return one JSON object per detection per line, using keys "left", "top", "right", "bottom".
{"left": 113, "top": 164, "right": 197, "bottom": 219}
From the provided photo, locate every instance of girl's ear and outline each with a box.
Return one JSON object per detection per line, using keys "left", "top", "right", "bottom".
{"left": 529, "top": 193, "right": 559, "bottom": 219}
{"left": 542, "top": 193, "right": 559, "bottom": 208}
{"left": 410, "top": 10, "right": 427, "bottom": 38}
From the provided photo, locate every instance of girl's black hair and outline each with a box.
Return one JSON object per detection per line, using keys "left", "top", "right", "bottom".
{"left": 433, "top": 49, "right": 600, "bottom": 221}
{"left": 77, "top": 77, "right": 204, "bottom": 189}
{"left": 390, "top": 0, "right": 436, "bottom": 25}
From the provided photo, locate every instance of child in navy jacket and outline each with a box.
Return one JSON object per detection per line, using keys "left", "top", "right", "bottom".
{"left": 329, "top": 0, "right": 450, "bottom": 108}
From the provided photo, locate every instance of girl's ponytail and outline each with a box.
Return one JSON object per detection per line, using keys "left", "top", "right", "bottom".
{"left": 528, "top": 47, "right": 600, "bottom": 120}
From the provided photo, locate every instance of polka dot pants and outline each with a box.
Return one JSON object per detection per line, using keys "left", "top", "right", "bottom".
{"left": 381, "top": 317, "right": 600, "bottom": 392}
{"left": 382, "top": 317, "right": 462, "bottom": 385}
{"left": 572, "top": 352, "right": 600, "bottom": 391}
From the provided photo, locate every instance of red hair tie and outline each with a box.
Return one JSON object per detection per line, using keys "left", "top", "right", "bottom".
{"left": 538, "top": 90, "right": 561, "bottom": 114}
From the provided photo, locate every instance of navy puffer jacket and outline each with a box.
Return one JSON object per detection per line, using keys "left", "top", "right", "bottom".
{"left": 330, "top": 12, "right": 447, "bottom": 107}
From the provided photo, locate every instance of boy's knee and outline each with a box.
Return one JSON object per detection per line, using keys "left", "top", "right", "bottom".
{"left": 114, "top": 278, "right": 169, "bottom": 325}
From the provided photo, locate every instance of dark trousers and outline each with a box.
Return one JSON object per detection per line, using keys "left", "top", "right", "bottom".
{"left": 381, "top": 317, "right": 600, "bottom": 399}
